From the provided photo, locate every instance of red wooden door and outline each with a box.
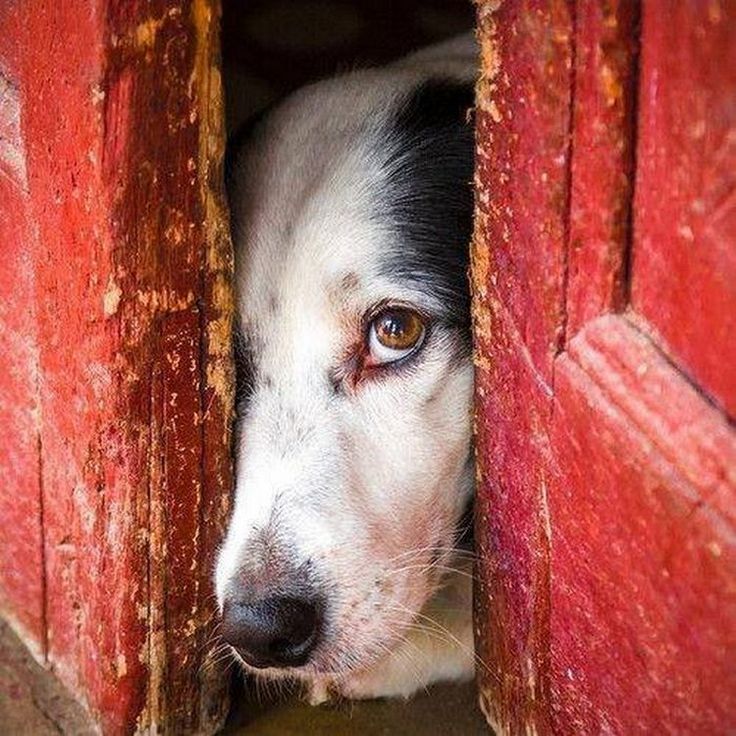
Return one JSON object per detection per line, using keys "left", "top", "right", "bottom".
{"left": 0, "top": 1, "right": 233, "bottom": 733}
{"left": 473, "top": 1, "right": 735, "bottom": 734}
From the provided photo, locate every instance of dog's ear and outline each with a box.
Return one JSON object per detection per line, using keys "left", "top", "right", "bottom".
{"left": 391, "top": 79, "right": 475, "bottom": 147}
{"left": 380, "top": 80, "right": 475, "bottom": 335}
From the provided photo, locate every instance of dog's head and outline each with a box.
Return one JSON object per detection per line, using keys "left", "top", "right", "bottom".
{"left": 216, "top": 48, "right": 475, "bottom": 688}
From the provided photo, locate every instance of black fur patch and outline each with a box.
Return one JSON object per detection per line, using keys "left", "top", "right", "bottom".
{"left": 380, "top": 80, "right": 475, "bottom": 338}
{"left": 227, "top": 110, "right": 273, "bottom": 432}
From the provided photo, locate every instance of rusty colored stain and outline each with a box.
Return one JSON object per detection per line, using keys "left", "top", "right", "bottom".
{"left": 193, "top": 0, "right": 235, "bottom": 409}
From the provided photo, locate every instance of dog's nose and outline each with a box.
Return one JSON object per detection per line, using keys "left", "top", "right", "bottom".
{"left": 221, "top": 595, "right": 321, "bottom": 669}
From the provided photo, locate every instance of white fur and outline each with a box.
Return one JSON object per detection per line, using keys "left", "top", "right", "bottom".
{"left": 216, "top": 34, "right": 478, "bottom": 702}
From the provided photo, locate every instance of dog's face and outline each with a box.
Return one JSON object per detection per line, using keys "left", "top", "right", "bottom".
{"left": 215, "top": 68, "right": 474, "bottom": 688}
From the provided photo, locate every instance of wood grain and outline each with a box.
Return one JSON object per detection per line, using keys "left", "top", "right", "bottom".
{"left": 566, "top": 0, "right": 638, "bottom": 338}
{"left": 0, "top": 1, "right": 234, "bottom": 733}
{"left": 472, "top": 1, "right": 736, "bottom": 733}
{"left": 550, "top": 315, "right": 735, "bottom": 734}
{"left": 632, "top": 0, "right": 736, "bottom": 417}
{"left": 472, "top": 1, "right": 573, "bottom": 731}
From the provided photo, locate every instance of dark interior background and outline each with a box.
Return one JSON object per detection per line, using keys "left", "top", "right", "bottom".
{"left": 221, "top": 0, "right": 474, "bottom": 133}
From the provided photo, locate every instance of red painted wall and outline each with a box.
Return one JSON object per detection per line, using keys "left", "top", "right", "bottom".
{"left": 4, "top": 1, "right": 734, "bottom": 733}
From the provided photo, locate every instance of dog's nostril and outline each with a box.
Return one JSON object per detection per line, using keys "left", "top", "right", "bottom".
{"left": 221, "top": 595, "right": 321, "bottom": 669}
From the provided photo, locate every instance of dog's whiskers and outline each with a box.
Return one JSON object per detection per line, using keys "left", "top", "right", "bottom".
{"left": 388, "top": 601, "right": 499, "bottom": 684}
{"left": 385, "top": 562, "right": 478, "bottom": 583}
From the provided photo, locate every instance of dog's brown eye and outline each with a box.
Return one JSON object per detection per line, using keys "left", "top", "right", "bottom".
{"left": 368, "top": 308, "right": 426, "bottom": 364}
{"left": 374, "top": 310, "right": 423, "bottom": 349}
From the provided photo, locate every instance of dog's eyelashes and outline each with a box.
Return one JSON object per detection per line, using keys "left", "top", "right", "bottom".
{"left": 367, "top": 307, "right": 426, "bottom": 365}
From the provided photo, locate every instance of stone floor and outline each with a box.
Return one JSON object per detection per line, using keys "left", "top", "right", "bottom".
{"left": 224, "top": 676, "right": 489, "bottom": 735}
{"left": 0, "top": 620, "right": 94, "bottom": 735}
{"left": 1, "top": 620, "right": 489, "bottom": 735}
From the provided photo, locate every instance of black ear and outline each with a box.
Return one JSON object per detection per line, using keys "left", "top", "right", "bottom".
{"left": 381, "top": 80, "right": 475, "bottom": 334}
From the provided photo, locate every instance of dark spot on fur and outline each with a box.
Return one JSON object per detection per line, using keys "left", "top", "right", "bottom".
{"left": 423, "top": 379, "right": 444, "bottom": 408}
{"left": 328, "top": 369, "right": 343, "bottom": 395}
{"left": 377, "top": 578, "right": 395, "bottom": 595}
{"left": 455, "top": 489, "right": 474, "bottom": 553}
{"left": 340, "top": 271, "right": 360, "bottom": 293}
{"left": 233, "top": 320, "right": 256, "bottom": 411}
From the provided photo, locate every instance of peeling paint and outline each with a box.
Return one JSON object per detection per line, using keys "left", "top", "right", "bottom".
{"left": 102, "top": 275, "right": 122, "bottom": 316}
{"left": 135, "top": 287, "right": 195, "bottom": 312}
{"left": 116, "top": 653, "right": 128, "bottom": 678}
{"left": 133, "top": 17, "right": 167, "bottom": 51}
{"left": 0, "top": 73, "right": 29, "bottom": 192}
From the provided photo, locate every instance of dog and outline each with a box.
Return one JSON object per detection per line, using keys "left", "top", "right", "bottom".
{"left": 215, "top": 33, "right": 477, "bottom": 704}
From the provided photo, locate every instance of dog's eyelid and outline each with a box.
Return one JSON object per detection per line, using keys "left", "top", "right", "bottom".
{"left": 362, "top": 298, "right": 431, "bottom": 322}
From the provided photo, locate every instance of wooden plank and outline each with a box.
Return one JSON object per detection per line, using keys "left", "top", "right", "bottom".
{"left": 0, "top": 165, "right": 45, "bottom": 656}
{"left": 0, "top": 1, "right": 234, "bottom": 733}
{"left": 472, "top": 1, "right": 573, "bottom": 732}
{"left": 632, "top": 0, "right": 736, "bottom": 417}
{"left": 566, "top": 0, "right": 638, "bottom": 339}
{"left": 0, "top": 0, "right": 46, "bottom": 660}
{"left": 472, "top": 1, "right": 736, "bottom": 733}
{"left": 550, "top": 314, "right": 736, "bottom": 734}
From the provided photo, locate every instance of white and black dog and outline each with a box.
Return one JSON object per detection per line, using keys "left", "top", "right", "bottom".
{"left": 216, "top": 34, "right": 477, "bottom": 704}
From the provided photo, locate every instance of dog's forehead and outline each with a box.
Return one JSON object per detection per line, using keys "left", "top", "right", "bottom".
{"left": 233, "top": 87, "right": 403, "bottom": 337}
{"left": 236, "top": 163, "right": 390, "bottom": 348}
{"left": 230, "top": 60, "right": 475, "bottom": 342}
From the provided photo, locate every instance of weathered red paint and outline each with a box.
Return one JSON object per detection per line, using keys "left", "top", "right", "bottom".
{"left": 550, "top": 315, "right": 735, "bottom": 733}
{"left": 473, "top": 0, "right": 736, "bottom": 733}
{"left": 0, "top": 86, "right": 45, "bottom": 655}
{"left": 0, "top": 1, "right": 233, "bottom": 734}
{"left": 566, "top": 0, "right": 638, "bottom": 338}
{"left": 632, "top": 0, "right": 736, "bottom": 417}
{"left": 472, "top": 1, "right": 572, "bottom": 731}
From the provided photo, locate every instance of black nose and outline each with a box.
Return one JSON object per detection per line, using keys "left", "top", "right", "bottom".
{"left": 221, "top": 595, "right": 321, "bottom": 669}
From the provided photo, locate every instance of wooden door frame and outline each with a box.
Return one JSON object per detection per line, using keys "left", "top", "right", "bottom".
{"left": 471, "top": 1, "right": 735, "bottom": 733}
{"left": 0, "top": 1, "right": 233, "bottom": 733}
